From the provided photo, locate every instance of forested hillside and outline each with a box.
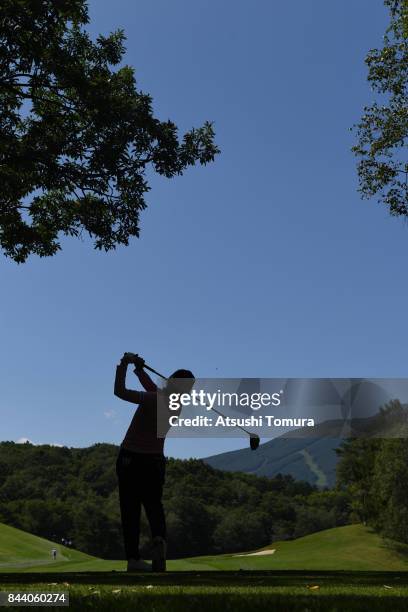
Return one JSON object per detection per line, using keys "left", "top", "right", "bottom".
{"left": 337, "top": 401, "right": 408, "bottom": 544}
{"left": 0, "top": 441, "right": 350, "bottom": 559}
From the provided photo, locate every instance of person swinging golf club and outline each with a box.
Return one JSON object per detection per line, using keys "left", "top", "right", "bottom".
{"left": 114, "top": 352, "right": 195, "bottom": 572}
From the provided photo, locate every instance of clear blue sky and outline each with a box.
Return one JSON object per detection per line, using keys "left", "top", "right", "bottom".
{"left": 2, "top": 0, "right": 406, "bottom": 458}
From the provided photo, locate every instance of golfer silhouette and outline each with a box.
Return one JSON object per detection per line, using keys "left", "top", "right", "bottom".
{"left": 114, "top": 352, "right": 194, "bottom": 572}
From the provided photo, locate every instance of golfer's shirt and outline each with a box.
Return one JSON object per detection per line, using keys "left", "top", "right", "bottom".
{"left": 115, "top": 363, "right": 180, "bottom": 455}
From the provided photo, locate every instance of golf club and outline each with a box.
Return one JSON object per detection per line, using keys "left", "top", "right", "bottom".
{"left": 142, "top": 361, "right": 260, "bottom": 451}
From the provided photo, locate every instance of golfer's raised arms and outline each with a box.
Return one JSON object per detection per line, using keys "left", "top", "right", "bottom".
{"left": 114, "top": 356, "right": 144, "bottom": 404}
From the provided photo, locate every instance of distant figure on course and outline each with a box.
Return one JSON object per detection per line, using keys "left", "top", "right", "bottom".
{"left": 51, "top": 548, "right": 57, "bottom": 561}
{"left": 114, "top": 352, "right": 194, "bottom": 572}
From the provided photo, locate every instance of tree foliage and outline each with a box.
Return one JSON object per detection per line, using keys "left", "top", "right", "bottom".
{"left": 372, "top": 438, "right": 408, "bottom": 542}
{"left": 0, "top": 442, "right": 350, "bottom": 559}
{"left": 353, "top": 0, "right": 408, "bottom": 217}
{"left": 336, "top": 438, "right": 381, "bottom": 524}
{"left": 336, "top": 400, "right": 408, "bottom": 543}
{"left": 0, "top": 0, "right": 219, "bottom": 262}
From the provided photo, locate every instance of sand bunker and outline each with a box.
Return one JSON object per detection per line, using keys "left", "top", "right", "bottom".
{"left": 234, "top": 549, "right": 276, "bottom": 557}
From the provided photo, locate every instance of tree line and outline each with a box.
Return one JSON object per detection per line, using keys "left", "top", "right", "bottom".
{"left": 336, "top": 400, "right": 408, "bottom": 544}
{"left": 0, "top": 441, "right": 349, "bottom": 559}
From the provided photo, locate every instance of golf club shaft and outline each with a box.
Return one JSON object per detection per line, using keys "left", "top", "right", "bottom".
{"left": 144, "top": 363, "right": 168, "bottom": 381}
{"left": 207, "top": 405, "right": 253, "bottom": 437}
{"left": 144, "top": 362, "right": 253, "bottom": 437}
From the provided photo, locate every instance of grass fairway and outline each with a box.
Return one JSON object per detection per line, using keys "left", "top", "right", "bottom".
{"left": 1, "top": 571, "right": 408, "bottom": 611}
{"left": 2, "top": 523, "right": 408, "bottom": 610}
{"left": 172, "top": 524, "right": 408, "bottom": 572}
{"left": 0, "top": 523, "right": 97, "bottom": 571}
{"left": 3, "top": 523, "right": 406, "bottom": 573}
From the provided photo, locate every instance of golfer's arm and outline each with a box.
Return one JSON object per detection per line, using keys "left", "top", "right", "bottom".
{"left": 114, "top": 362, "right": 143, "bottom": 404}
{"left": 135, "top": 368, "right": 157, "bottom": 392}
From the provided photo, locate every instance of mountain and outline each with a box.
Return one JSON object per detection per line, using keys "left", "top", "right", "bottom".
{"left": 204, "top": 405, "right": 408, "bottom": 487}
{"left": 205, "top": 435, "right": 340, "bottom": 488}
{"left": 203, "top": 415, "right": 378, "bottom": 488}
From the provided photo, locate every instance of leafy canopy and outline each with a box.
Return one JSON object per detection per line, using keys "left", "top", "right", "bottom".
{"left": 353, "top": 0, "right": 408, "bottom": 217}
{"left": 0, "top": 441, "right": 350, "bottom": 559}
{"left": 0, "top": 0, "right": 219, "bottom": 262}
{"left": 336, "top": 400, "right": 408, "bottom": 544}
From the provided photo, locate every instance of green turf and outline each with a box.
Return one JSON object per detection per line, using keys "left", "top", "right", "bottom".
{"left": 1, "top": 571, "right": 408, "bottom": 611}
{"left": 3, "top": 522, "right": 408, "bottom": 610}
{"left": 0, "top": 522, "right": 96, "bottom": 570}
{"left": 177, "top": 524, "right": 408, "bottom": 572}
{"left": 2, "top": 522, "right": 408, "bottom": 573}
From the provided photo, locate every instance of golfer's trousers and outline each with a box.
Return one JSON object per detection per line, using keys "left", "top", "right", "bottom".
{"left": 116, "top": 448, "right": 166, "bottom": 560}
